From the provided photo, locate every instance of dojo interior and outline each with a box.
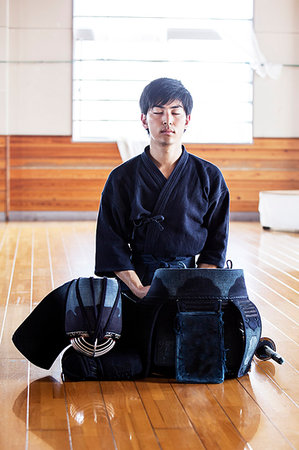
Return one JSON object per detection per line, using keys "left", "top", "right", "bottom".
{"left": 0, "top": 1, "right": 298, "bottom": 449}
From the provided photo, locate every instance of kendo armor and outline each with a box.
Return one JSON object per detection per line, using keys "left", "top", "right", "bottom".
{"left": 12, "top": 269, "right": 283, "bottom": 382}
{"left": 135, "top": 267, "right": 263, "bottom": 382}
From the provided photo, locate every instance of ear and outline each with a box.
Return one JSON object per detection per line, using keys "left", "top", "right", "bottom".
{"left": 184, "top": 114, "right": 191, "bottom": 130}
{"left": 141, "top": 113, "right": 148, "bottom": 130}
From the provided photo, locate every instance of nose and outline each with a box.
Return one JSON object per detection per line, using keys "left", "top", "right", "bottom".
{"left": 162, "top": 111, "right": 173, "bottom": 126}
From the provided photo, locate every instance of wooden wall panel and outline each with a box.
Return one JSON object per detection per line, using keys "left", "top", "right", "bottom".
{"left": 10, "top": 136, "right": 121, "bottom": 167}
{"left": 10, "top": 136, "right": 121, "bottom": 212}
{"left": 188, "top": 140, "right": 299, "bottom": 212}
{"left": 6, "top": 136, "right": 299, "bottom": 214}
{"left": 0, "top": 136, "right": 7, "bottom": 213}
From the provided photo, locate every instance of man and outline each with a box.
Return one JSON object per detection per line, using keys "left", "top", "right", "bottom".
{"left": 95, "top": 78, "right": 229, "bottom": 299}
{"left": 11, "top": 78, "right": 230, "bottom": 381}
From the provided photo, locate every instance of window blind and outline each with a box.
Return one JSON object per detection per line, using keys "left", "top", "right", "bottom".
{"left": 73, "top": 0, "right": 253, "bottom": 143}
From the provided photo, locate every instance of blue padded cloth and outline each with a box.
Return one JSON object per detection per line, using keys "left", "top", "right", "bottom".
{"left": 176, "top": 310, "right": 225, "bottom": 383}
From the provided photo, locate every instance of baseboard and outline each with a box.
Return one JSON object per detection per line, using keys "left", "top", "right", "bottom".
{"left": 5, "top": 211, "right": 259, "bottom": 222}
{"left": 230, "top": 212, "right": 260, "bottom": 222}
{"left": 8, "top": 211, "right": 98, "bottom": 221}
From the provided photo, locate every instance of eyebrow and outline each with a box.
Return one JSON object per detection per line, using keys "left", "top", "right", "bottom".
{"left": 152, "top": 104, "right": 183, "bottom": 110}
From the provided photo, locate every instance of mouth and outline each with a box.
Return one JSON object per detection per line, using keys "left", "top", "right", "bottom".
{"left": 161, "top": 129, "right": 175, "bottom": 135}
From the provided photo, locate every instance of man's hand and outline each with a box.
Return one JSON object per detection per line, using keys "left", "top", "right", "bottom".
{"left": 131, "top": 284, "right": 151, "bottom": 299}
{"left": 115, "top": 270, "right": 151, "bottom": 299}
{"left": 197, "top": 263, "right": 217, "bottom": 269}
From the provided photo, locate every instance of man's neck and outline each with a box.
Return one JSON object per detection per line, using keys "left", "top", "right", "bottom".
{"left": 148, "top": 141, "right": 183, "bottom": 178}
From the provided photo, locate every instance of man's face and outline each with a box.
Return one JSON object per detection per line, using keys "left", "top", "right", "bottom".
{"left": 141, "top": 100, "right": 191, "bottom": 147}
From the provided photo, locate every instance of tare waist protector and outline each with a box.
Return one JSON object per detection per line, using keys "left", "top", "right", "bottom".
{"left": 138, "top": 268, "right": 262, "bottom": 383}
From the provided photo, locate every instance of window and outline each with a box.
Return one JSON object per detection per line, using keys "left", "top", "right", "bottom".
{"left": 73, "top": 1, "right": 254, "bottom": 143}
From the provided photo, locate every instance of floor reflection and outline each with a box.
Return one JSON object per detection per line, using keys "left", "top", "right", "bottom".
{"left": 13, "top": 372, "right": 264, "bottom": 449}
{"left": 69, "top": 397, "right": 115, "bottom": 424}
{"left": 13, "top": 376, "right": 116, "bottom": 449}
{"left": 208, "top": 374, "right": 261, "bottom": 444}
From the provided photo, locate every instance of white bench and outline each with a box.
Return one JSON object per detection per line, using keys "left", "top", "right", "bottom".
{"left": 259, "top": 190, "right": 299, "bottom": 232}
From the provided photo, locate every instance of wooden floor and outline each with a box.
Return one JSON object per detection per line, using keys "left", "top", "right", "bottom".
{"left": 0, "top": 221, "right": 298, "bottom": 449}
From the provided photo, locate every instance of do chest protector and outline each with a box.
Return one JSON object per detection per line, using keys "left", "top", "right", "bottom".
{"left": 136, "top": 267, "right": 265, "bottom": 383}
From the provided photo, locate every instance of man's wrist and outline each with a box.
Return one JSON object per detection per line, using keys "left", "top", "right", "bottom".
{"left": 115, "top": 269, "right": 150, "bottom": 298}
{"left": 197, "top": 263, "right": 218, "bottom": 269}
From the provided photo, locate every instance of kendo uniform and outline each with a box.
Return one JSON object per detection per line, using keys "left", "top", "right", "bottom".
{"left": 95, "top": 145, "right": 229, "bottom": 280}
{"left": 95, "top": 146, "right": 230, "bottom": 377}
{"left": 12, "top": 146, "right": 231, "bottom": 381}
{"left": 11, "top": 145, "right": 272, "bottom": 381}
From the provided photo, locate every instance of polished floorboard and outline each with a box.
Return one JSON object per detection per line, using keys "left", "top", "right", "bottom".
{"left": 0, "top": 221, "right": 298, "bottom": 449}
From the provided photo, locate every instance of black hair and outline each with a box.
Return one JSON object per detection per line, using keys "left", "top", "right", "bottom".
{"left": 139, "top": 77, "right": 193, "bottom": 116}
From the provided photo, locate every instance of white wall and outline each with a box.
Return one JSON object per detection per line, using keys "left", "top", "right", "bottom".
{"left": 0, "top": 0, "right": 298, "bottom": 137}
{"left": 254, "top": 0, "right": 299, "bottom": 137}
{"left": 0, "top": 0, "right": 9, "bottom": 133}
{"left": 0, "top": 0, "right": 72, "bottom": 135}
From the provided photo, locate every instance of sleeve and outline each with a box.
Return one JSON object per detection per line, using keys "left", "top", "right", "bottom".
{"left": 95, "top": 175, "right": 135, "bottom": 277}
{"left": 196, "top": 176, "right": 230, "bottom": 268}
{"left": 12, "top": 282, "right": 71, "bottom": 369}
